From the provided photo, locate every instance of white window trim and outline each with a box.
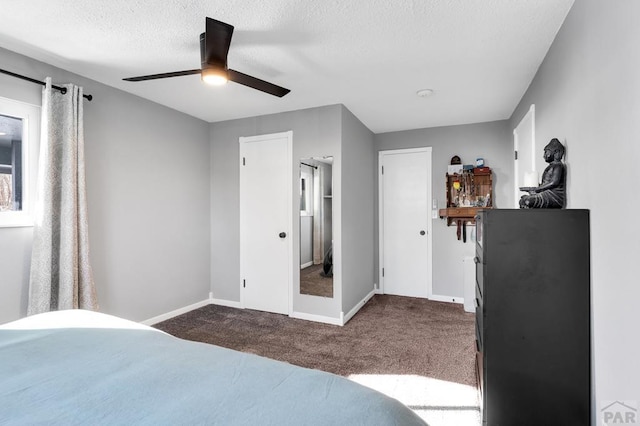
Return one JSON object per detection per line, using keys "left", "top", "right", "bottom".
{"left": 0, "top": 96, "right": 40, "bottom": 228}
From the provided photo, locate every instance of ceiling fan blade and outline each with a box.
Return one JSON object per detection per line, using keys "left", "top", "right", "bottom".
{"left": 228, "top": 69, "right": 290, "bottom": 97}
{"left": 204, "top": 17, "right": 234, "bottom": 67}
{"left": 123, "top": 69, "right": 201, "bottom": 82}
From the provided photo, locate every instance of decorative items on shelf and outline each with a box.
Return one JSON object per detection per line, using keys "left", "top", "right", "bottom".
{"left": 439, "top": 155, "right": 494, "bottom": 242}
{"left": 449, "top": 171, "right": 491, "bottom": 208}
{"left": 447, "top": 155, "right": 463, "bottom": 174}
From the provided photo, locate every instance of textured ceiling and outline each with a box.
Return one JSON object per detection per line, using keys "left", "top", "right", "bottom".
{"left": 0, "top": 0, "right": 573, "bottom": 133}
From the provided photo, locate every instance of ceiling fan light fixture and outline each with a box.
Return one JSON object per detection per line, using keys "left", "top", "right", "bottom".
{"left": 202, "top": 67, "right": 228, "bottom": 86}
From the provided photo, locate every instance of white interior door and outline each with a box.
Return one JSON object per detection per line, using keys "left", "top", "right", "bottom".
{"left": 514, "top": 104, "right": 536, "bottom": 207}
{"left": 240, "top": 131, "right": 292, "bottom": 315}
{"left": 379, "top": 148, "right": 432, "bottom": 298}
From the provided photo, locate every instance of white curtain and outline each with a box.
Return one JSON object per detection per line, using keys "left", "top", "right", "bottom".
{"left": 27, "top": 78, "right": 98, "bottom": 315}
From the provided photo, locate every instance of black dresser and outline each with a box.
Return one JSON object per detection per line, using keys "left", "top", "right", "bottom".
{"left": 475, "top": 209, "right": 591, "bottom": 425}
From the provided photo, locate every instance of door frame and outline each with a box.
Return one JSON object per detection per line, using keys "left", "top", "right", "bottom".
{"left": 378, "top": 147, "right": 433, "bottom": 298}
{"left": 239, "top": 131, "right": 294, "bottom": 315}
{"left": 513, "top": 104, "right": 536, "bottom": 208}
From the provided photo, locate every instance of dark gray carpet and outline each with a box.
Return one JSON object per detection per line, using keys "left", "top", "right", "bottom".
{"left": 155, "top": 295, "right": 477, "bottom": 388}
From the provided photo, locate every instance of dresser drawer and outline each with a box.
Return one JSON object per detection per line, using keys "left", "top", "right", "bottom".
{"left": 476, "top": 350, "right": 484, "bottom": 396}
{"left": 475, "top": 283, "right": 483, "bottom": 351}
{"left": 475, "top": 254, "right": 484, "bottom": 298}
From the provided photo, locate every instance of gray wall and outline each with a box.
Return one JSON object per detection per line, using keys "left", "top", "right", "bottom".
{"left": 374, "top": 121, "right": 512, "bottom": 298}
{"left": 340, "top": 106, "right": 376, "bottom": 313}
{"left": 0, "top": 226, "right": 32, "bottom": 323}
{"left": 0, "top": 47, "right": 211, "bottom": 323}
{"left": 509, "top": 0, "right": 640, "bottom": 410}
{"left": 210, "top": 105, "right": 343, "bottom": 318}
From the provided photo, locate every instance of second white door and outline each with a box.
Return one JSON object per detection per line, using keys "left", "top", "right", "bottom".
{"left": 240, "top": 131, "right": 292, "bottom": 315}
{"left": 379, "top": 148, "right": 432, "bottom": 298}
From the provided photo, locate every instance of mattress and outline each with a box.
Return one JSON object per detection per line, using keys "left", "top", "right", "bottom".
{"left": 0, "top": 310, "right": 425, "bottom": 425}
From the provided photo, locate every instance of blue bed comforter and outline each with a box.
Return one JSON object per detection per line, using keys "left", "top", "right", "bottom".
{"left": 0, "top": 310, "right": 425, "bottom": 425}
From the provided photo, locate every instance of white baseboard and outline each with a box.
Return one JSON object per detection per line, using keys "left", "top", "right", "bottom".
{"left": 429, "top": 294, "right": 464, "bottom": 304}
{"left": 140, "top": 291, "right": 377, "bottom": 328}
{"left": 289, "top": 289, "right": 376, "bottom": 326}
{"left": 290, "top": 311, "right": 342, "bottom": 326}
{"left": 300, "top": 261, "right": 313, "bottom": 269}
{"left": 141, "top": 298, "right": 211, "bottom": 326}
{"left": 342, "top": 289, "right": 376, "bottom": 325}
{"left": 210, "top": 298, "right": 242, "bottom": 309}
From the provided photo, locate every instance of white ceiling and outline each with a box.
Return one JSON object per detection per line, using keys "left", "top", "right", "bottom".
{"left": 0, "top": 0, "right": 573, "bottom": 134}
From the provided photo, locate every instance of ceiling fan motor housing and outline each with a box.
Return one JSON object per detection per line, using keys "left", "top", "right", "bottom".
{"left": 199, "top": 32, "right": 227, "bottom": 73}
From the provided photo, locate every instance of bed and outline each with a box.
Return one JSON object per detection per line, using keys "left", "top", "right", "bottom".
{"left": 0, "top": 310, "right": 425, "bottom": 425}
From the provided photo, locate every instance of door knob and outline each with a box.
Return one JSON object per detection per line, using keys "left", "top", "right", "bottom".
{"left": 279, "top": 232, "right": 287, "bottom": 238}
{"left": 420, "top": 230, "right": 426, "bottom": 235}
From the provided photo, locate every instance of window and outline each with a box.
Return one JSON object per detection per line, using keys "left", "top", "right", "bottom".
{"left": 0, "top": 96, "right": 40, "bottom": 227}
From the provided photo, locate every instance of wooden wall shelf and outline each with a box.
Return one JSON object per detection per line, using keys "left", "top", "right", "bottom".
{"left": 439, "top": 207, "right": 487, "bottom": 226}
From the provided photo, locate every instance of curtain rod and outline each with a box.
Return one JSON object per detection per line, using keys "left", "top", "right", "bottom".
{"left": 0, "top": 68, "right": 93, "bottom": 101}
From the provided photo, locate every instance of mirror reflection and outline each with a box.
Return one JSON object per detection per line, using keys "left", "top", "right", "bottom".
{"left": 299, "top": 157, "right": 333, "bottom": 298}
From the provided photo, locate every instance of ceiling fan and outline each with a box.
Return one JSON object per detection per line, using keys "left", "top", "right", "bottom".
{"left": 123, "top": 17, "right": 290, "bottom": 97}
